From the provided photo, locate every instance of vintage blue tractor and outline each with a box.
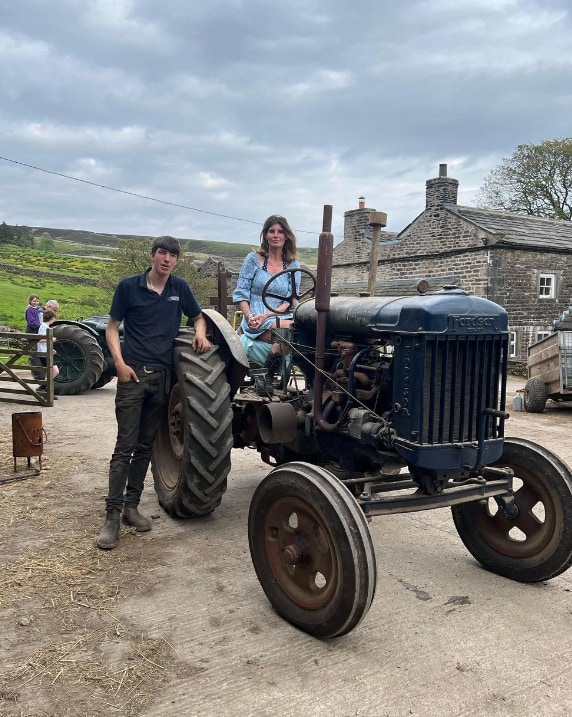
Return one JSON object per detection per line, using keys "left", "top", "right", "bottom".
{"left": 151, "top": 206, "right": 572, "bottom": 638}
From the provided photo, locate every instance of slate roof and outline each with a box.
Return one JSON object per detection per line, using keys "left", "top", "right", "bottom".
{"left": 336, "top": 276, "right": 461, "bottom": 296}
{"left": 451, "top": 205, "right": 572, "bottom": 250}
{"left": 364, "top": 229, "right": 400, "bottom": 244}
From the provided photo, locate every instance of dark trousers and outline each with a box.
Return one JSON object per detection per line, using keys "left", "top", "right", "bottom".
{"left": 38, "top": 354, "right": 47, "bottom": 375}
{"left": 106, "top": 370, "right": 170, "bottom": 511}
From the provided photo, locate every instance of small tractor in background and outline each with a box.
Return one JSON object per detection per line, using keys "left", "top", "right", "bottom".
{"left": 148, "top": 205, "right": 572, "bottom": 639}
{"left": 52, "top": 316, "right": 117, "bottom": 395}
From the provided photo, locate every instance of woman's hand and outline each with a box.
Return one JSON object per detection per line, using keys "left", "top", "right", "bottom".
{"left": 247, "top": 313, "right": 269, "bottom": 330}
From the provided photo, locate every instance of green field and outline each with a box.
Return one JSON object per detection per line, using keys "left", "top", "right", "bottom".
{"left": 0, "top": 245, "right": 109, "bottom": 278}
{"left": 0, "top": 230, "right": 318, "bottom": 330}
{"left": 0, "top": 269, "right": 110, "bottom": 329}
{"left": 0, "top": 246, "right": 112, "bottom": 328}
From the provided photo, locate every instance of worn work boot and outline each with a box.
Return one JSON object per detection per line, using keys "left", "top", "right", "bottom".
{"left": 255, "top": 352, "right": 283, "bottom": 397}
{"left": 97, "top": 509, "right": 121, "bottom": 550}
{"left": 122, "top": 503, "right": 152, "bottom": 532}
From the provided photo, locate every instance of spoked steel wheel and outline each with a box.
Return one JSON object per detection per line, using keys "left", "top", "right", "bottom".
{"left": 248, "top": 462, "right": 376, "bottom": 638}
{"left": 452, "top": 437, "right": 572, "bottom": 582}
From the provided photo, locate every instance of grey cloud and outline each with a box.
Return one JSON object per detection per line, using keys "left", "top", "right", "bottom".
{"left": 1, "top": 0, "right": 572, "bottom": 245}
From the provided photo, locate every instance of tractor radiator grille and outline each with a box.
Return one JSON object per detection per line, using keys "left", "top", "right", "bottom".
{"left": 420, "top": 334, "right": 507, "bottom": 445}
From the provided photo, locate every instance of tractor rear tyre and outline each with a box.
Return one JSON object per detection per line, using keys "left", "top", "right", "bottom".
{"left": 523, "top": 378, "right": 547, "bottom": 413}
{"left": 152, "top": 328, "right": 233, "bottom": 518}
{"left": 91, "top": 349, "right": 116, "bottom": 389}
{"left": 91, "top": 372, "right": 115, "bottom": 389}
{"left": 53, "top": 324, "right": 104, "bottom": 395}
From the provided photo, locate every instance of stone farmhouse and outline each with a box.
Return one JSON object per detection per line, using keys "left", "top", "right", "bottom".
{"left": 332, "top": 164, "right": 572, "bottom": 361}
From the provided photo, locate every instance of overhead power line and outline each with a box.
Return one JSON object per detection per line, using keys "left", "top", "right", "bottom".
{"left": 0, "top": 155, "right": 325, "bottom": 237}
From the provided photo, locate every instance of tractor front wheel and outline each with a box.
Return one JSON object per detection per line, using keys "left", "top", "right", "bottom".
{"left": 248, "top": 462, "right": 377, "bottom": 638}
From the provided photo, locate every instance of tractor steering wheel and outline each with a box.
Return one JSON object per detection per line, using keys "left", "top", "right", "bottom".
{"left": 261, "top": 268, "right": 317, "bottom": 315}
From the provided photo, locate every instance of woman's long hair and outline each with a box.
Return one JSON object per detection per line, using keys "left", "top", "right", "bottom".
{"left": 258, "top": 215, "right": 298, "bottom": 262}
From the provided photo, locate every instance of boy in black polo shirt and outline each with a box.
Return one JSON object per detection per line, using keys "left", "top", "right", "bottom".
{"left": 97, "top": 236, "right": 211, "bottom": 550}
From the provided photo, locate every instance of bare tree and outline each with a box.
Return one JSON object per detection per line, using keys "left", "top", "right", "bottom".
{"left": 475, "top": 138, "right": 572, "bottom": 220}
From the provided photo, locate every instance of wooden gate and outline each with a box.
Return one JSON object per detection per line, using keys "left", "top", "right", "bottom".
{"left": 0, "top": 329, "right": 55, "bottom": 407}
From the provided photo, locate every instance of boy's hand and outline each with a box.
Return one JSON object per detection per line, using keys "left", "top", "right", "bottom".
{"left": 192, "top": 335, "right": 211, "bottom": 354}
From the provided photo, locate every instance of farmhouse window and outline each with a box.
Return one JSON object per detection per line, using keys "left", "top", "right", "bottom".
{"left": 538, "top": 273, "right": 556, "bottom": 299}
{"left": 509, "top": 331, "right": 517, "bottom": 357}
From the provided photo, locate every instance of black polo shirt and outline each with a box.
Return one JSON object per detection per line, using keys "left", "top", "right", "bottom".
{"left": 109, "top": 269, "right": 202, "bottom": 370}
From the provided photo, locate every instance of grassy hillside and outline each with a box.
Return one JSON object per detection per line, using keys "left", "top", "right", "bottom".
{"left": 0, "top": 225, "right": 318, "bottom": 329}
{"left": 0, "top": 269, "right": 110, "bottom": 329}
{"left": 32, "top": 226, "right": 318, "bottom": 265}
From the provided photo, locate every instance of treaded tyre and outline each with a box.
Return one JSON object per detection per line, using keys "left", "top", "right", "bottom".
{"left": 53, "top": 324, "right": 104, "bottom": 395}
{"left": 91, "top": 345, "right": 116, "bottom": 389}
{"left": 91, "top": 371, "right": 115, "bottom": 389}
{"left": 523, "top": 377, "right": 547, "bottom": 413}
{"left": 152, "top": 327, "right": 233, "bottom": 517}
{"left": 451, "top": 437, "right": 572, "bottom": 582}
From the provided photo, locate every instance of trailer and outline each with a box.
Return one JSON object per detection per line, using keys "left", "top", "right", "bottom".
{"left": 524, "top": 329, "right": 572, "bottom": 412}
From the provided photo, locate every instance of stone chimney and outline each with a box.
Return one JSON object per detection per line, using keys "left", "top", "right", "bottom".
{"left": 425, "top": 163, "right": 459, "bottom": 211}
{"left": 343, "top": 198, "right": 375, "bottom": 261}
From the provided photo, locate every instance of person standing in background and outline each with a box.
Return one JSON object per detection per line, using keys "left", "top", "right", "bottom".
{"left": 25, "top": 294, "right": 41, "bottom": 333}
{"left": 36, "top": 309, "right": 59, "bottom": 393}
{"left": 25, "top": 294, "right": 44, "bottom": 380}
{"left": 43, "top": 299, "right": 60, "bottom": 315}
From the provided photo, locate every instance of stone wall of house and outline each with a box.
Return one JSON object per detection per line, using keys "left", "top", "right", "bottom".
{"left": 333, "top": 194, "right": 492, "bottom": 296}
{"left": 332, "top": 246, "right": 490, "bottom": 296}
{"left": 332, "top": 243, "right": 572, "bottom": 359}
{"left": 330, "top": 168, "right": 572, "bottom": 359}
{"left": 489, "top": 247, "right": 572, "bottom": 354}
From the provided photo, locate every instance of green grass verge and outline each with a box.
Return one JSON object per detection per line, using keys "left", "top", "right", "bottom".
{"left": 0, "top": 268, "right": 111, "bottom": 329}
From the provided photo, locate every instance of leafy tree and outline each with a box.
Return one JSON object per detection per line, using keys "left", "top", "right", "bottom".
{"left": 475, "top": 138, "right": 572, "bottom": 220}
{"left": 0, "top": 221, "right": 13, "bottom": 245}
{"left": 14, "top": 226, "right": 34, "bottom": 248}
{"left": 37, "top": 231, "right": 55, "bottom": 251}
{"left": 98, "top": 238, "right": 216, "bottom": 310}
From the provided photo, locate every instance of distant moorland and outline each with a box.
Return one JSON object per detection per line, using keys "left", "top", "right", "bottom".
{"left": 29, "top": 225, "right": 319, "bottom": 265}
{"left": 0, "top": 226, "right": 318, "bottom": 329}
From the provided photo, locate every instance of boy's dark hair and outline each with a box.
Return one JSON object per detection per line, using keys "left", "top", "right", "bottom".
{"left": 43, "top": 310, "right": 55, "bottom": 322}
{"left": 151, "top": 235, "right": 181, "bottom": 257}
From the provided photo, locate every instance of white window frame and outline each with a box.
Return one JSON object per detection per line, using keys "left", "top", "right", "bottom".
{"left": 536, "top": 331, "right": 550, "bottom": 342}
{"left": 538, "top": 273, "right": 556, "bottom": 299}
{"left": 509, "top": 331, "right": 517, "bottom": 358}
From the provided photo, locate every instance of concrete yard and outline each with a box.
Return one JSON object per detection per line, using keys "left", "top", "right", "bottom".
{"left": 0, "top": 375, "right": 571, "bottom": 717}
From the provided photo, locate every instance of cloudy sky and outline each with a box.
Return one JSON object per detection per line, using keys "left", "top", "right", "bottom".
{"left": 1, "top": 0, "right": 571, "bottom": 248}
